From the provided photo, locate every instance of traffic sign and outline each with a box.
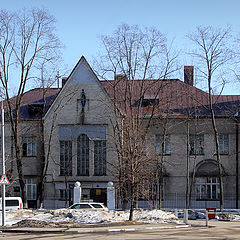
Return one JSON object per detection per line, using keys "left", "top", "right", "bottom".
{"left": 0, "top": 174, "right": 10, "bottom": 185}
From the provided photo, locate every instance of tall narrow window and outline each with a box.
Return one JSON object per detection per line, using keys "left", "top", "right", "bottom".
{"left": 94, "top": 140, "right": 106, "bottom": 176}
{"left": 77, "top": 134, "right": 89, "bottom": 176}
{"left": 22, "top": 137, "right": 37, "bottom": 157}
{"left": 214, "top": 135, "right": 229, "bottom": 155}
{"left": 155, "top": 135, "right": 170, "bottom": 155}
{"left": 60, "top": 141, "right": 72, "bottom": 176}
{"left": 189, "top": 135, "right": 204, "bottom": 155}
{"left": 26, "top": 179, "right": 37, "bottom": 200}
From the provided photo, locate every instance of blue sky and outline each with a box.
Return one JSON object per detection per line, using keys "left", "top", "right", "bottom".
{"left": 1, "top": 0, "right": 240, "bottom": 93}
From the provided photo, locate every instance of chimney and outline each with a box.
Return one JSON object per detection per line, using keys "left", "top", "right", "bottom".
{"left": 184, "top": 66, "right": 194, "bottom": 86}
{"left": 62, "top": 77, "right": 68, "bottom": 88}
{"left": 114, "top": 74, "right": 127, "bottom": 81}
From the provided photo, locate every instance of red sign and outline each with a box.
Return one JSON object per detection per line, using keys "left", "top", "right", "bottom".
{"left": 0, "top": 174, "right": 10, "bottom": 185}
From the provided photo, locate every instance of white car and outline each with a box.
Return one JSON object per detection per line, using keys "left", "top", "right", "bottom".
{"left": 69, "top": 202, "right": 108, "bottom": 211}
{"left": 0, "top": 197, "right": 23, "bottom": 210}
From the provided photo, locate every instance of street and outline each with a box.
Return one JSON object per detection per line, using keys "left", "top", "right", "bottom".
{"left": 1, "top": 221, "right": 240, "bottom": 240}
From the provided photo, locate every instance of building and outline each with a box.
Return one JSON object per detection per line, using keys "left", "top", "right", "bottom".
{"left": 2, "top": 57, "right": 240, "bottom": 209}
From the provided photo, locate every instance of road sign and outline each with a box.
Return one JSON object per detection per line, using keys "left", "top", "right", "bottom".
{"left": 0, "top": 174, "right": 9, "bottom": 185}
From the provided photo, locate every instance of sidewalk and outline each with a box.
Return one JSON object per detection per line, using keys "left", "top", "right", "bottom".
{"left": 0, "top": 222, "right": 190, "bottom": 234}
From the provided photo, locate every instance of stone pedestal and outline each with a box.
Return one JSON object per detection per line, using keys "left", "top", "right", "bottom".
{"left": 73, "top": 181, "right": 82, "bottom": 204}
{"left": 107, "top": 181, "right": 115, "bottom": 210}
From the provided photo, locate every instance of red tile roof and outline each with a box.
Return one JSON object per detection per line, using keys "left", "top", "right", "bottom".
{"left": 100, "top": 79, "right": 240, "bottom": 117}
{"left": 2, "top": 88, "right": 60, "bottom": 110}
{"left": 4, "top": 79, "right": 240, "bottom": 119}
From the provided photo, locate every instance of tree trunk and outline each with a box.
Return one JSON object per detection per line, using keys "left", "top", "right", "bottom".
{"left": 39, "top": 109, "right": 46, "bottom": 208}
{"left": 208, "top": 76, "right": 224, "bottom": 211}
{"left": 129, "top": 198, "right": 134, "bottom": 221}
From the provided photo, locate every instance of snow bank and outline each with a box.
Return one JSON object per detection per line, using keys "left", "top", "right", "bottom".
{"left": 0, "top": 209, "right": 179, "bottom": 227}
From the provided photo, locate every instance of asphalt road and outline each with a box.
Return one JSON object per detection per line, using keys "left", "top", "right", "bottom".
{"left": 1, "top": 220, "right": 240, "bottom": 240}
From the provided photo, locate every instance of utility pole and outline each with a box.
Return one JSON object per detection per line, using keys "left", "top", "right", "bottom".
{"left": 1, "top": 100, "right": 5, "bottom": 226}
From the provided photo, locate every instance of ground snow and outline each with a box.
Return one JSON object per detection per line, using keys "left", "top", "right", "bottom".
{"left": 0, "top": 209, "right": 179, "bottom": 227}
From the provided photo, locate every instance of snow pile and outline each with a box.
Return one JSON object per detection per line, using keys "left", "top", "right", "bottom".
{"left": 134, "top": 209, "right": 179, "bottom": 223}
{"left": 50, "top": 208, "right": 179, "bottom": 224}
{"left": 0, "top": 208, "right": 179, "bottom": 227}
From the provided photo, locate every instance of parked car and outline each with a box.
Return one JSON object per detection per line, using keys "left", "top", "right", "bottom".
{"left": 178, "top": 209, "right": 206, "bottom": 220}
{"left": 69, "top": 202, "right": 108, "bottom": 211}
{"left": 0, "top": 197, "right": 23, "bottom": 210}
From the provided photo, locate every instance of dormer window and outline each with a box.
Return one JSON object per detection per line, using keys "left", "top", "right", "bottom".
{"left": 133, "top": 94, "right": 159, "bottom": 107}
{"left": 142, "top": 98, "right": 159, "bottom": 107}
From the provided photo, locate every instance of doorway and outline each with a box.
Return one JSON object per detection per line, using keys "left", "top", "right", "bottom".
{"left": 90, "top": 188, "right": 107, "bottom": 205}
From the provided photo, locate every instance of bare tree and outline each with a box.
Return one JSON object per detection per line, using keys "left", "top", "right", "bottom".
{"left": 187, "top": 26, "right": 232, "bottom": 211}
{"left": 94, "top": 24, "right": 179, "bottom": 220}
{"left": 0, "top": 8, "right": 62, "bottom": 207}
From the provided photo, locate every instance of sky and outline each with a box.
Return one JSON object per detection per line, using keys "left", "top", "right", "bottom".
{"left": 1, "top": 0, "right": 240, "bottom": 94}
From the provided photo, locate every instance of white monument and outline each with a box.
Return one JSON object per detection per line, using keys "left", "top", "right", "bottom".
{"left": 107, "top": 181, "right": 115, "bottom": 210}
{"left": 73, "top": 181, "right": 82, "bottom": 204}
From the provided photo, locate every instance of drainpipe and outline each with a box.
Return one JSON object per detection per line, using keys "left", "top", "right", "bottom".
{"left": 236, "top": 119, "right": 239, "bottom": 209}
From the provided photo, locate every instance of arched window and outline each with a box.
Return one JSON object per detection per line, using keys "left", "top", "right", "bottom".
{"left": 195, "top": 160, "right": 223, "bottom": 200}
{"left": 77, "top": 134, "right": 89, "bottom": 176}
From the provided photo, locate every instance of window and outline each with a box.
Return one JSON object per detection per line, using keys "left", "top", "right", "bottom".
{"left": 70, "top": 203, "right": 92, "bottom": 209}
{"left": 60, "top": 141, "right": 72, "bottom": 176}
{"left": 59, "top": 189, "right": 73, "bottom": 201}
{"left": 22, "top": 137, "right": 37, "bottom": 157}
{"left": 189, "top": 135, "right": 204, "bottom": 155}
{"left": 214, "top": 135, "right": 229, "bottom": 155}
{"left": 26, "top": 179, "right": 37, "bottom": 200}
{"left": 196, "top": 177, "right": 219, "bottom": 200}
{"left": 155, "top": 135, "right": 170, "bottom": 155}
{"left": 94, "top": 140, "right": 106, "bottom": 176}
{"left": 77, "top": 134, "right": 89, "bottom": 176}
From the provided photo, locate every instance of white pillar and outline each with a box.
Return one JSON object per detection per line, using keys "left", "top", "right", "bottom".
{"left": 107, "top": 181, "right": 115, "bottom": 210}
{"left": 73, "top": 181, "right": 82, "bottom": 204}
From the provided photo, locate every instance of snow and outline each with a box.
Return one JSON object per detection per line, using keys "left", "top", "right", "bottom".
{"left": 0, "top": 209, "right": 179, "bottom": 227}
{"left": 3, "top": 209, "right": 240, "bottom": 227}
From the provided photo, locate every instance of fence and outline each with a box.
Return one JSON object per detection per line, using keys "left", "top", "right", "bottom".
{"left": 43, "top": 193, "right": 238, "bottom": 210}
{"left": 131, "top": 193, "right": 237, "bottom": 210}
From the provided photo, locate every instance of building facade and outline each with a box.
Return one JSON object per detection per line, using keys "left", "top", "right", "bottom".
{"left": 1, "top": 57, "right": 240, "bottom": 209}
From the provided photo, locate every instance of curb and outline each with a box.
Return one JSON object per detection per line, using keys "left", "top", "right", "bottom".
{"left": 0, "top": 224, "right": 190, "bottom": 234}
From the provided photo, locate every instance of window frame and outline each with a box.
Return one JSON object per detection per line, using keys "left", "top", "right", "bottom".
{"left": 26, "top": 178, "right": 37, "bottom": 200}
{"left": 22, "top": 137, "right": 37, "bottom": 157}
{"left": 59, "top": 140, "right": 72, "bottom": 176}
{"left": 77, "top": 134, "right": 90, "bottom": 176}
{"left": 195, "top": 177, "right": 220, "bottom": 200}
{"left": 189, "top": 134, "right": 204, "bottom": 155}
{"left": 214, "top": 135, "right": 229, "bottom": 155}
{"left": 59, "top": 189, "right": 73, "bottom": 201}
{"left": 94, "top": 140, "right": 107, "bottom": 176}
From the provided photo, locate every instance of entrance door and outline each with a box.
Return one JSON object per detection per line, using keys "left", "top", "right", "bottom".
{"left": 90, "top": 188, "right": 107, "bottom": 205}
